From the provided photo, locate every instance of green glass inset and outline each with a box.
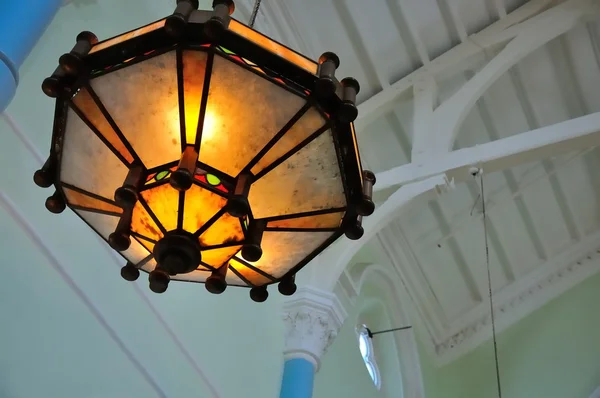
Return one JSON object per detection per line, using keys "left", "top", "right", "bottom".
{"left": 206, "top": 174, "right": 221, "bottom": 186}
{"left": 156, "top": 170, "right": 170, "bottom": 181}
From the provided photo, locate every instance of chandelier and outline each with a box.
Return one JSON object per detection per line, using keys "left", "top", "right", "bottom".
{"left": 34, "top": 0, "right": 375, "bottom": 301}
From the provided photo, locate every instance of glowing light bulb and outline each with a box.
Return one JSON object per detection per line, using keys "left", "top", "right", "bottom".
{"left": 201, "top": 109, "right": 218, "bottom": 143}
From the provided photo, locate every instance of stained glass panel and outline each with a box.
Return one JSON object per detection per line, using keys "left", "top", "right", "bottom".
{"left": 182, "top": 183, "right": 227, "bottom": 233}
{"left": 63, "top": 186, "right": 123, "bottom": 215}
{"left": 60, "top": 108, "right": 129, "bottom": 201}
{"left": 228, "top": 20, "right": 318, "bottom": 74}
{"left": 131, "top": 201, "right": 164, "bottom": 242}
{"left": 267, "top": 211, "right": 344, "bottom": 229}
{"left": 199, "top": 213, "right": 244, "bottom": 247}
{"left": 74, "top": 210, "right": 151, "bottom": 264}
{"left": 90, "top": 19, "right": 165, "bottom": 54}
{"left": 202, "top": 245, "right": 241, "bottom": 269}
{"left": 140, "top": 183, "right": 180, "bottom": 232}
{"left": 91, "top": 51, "right": 181, "bottom": 169}
{"left": 199, "top": 54, "right": 305, "bottom": 177}
{"left": 250, "top": 106, "right": 326, "bottom": 175}
{"left": 229, "top": 258, "right": 272, "bottom": 286}
{"left": 182, "top": 50, "right": 208, "bottom": 144}
{"left": 72, "top": 87, "right": 134, "bottom": 164}
{"left": 248, "top": 130, "right": 346, "bottom": 218}
{"left": 235, "top": 231, "right": 333, "bottom": 278}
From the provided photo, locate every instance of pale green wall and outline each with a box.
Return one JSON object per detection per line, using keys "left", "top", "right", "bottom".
{"left": 0, "top": 1, "right": 286, "bottom": 397}
{"left": 421, "top": 271, "right": 600, "bottom": 398}
{"left": 314, "top": 280, "right": 404, "bottom": 398}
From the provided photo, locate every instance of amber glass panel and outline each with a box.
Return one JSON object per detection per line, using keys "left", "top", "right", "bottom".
{"left": 182, "top": 184, "right": 227, "bottom": 233}
{"left": 199, "top": 55, "right": 305, "bottom": 176}
{"left": 132, "top": 201, "right": 164, "bottom": 242}
{"left": 171, "top": 268, "right": 247, "bottom": 287}
{"left": 250, "top": 106, "right": 326, "bottom": 175}
{"left": 267, "top": 211, "right": 344, "bottom": 229}
{"left": 182, "top": 50, "right": 208, "bottom": 144}
{"left": 229, "top": 20, "right": 318, "bottom": 75}
{"left": 202, "top": 245, "right": 241, "bottom": 269}
{"left": 91, "top": 51, "right": 181, "bottom": 169}
{"left": 140, "top": 184, "right": 180, "bottom": 232}
{"left": 235, "top": 231, "right": 333, "bottom": 278}
{"left": 72, "top": 87, "right": 134, "bottom": 164}
{"left": 90, "top": 20, "right": 166, "bottom": 54}
{"left": 61, "top": 108, "right": 130, "bottom": 201}
{"left": 229, "top": 258, "right": 271, "bottom": 286}
{"left": 249, "top": 130, "right": 346, "bottom": 218}
{"left": 75, "top": 210, "right": 150, "bottom": 264}
{"left": 63, "top": 187, "right": 122, "bottom": 214}
{"left": 199, "top": 213, "right": 244, "bottom": 247}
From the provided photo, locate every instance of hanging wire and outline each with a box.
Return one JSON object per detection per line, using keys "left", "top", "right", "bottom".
{"left": 249, "top": 0, "right": 262, "bottom": 28}
{"left": 478, "top": 171, "right": 503, "bottom": 398}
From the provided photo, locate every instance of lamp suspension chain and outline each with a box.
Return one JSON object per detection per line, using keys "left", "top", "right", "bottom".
{"left": 479, "top": 171, "right": 503, "bottom": 398}
{"left": 249, "top": 0, "right": 262, "bottom": 28}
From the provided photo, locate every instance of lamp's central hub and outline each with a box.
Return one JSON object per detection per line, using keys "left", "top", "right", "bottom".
{"left": 153, "top": 231, "right": 202, "bottom": 275}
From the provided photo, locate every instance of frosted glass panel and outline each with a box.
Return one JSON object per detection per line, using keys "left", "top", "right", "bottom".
{"left": 251, "top": 106, "right": 326, "bottom": 175}
{"left": 91, "top": 51, "right": 181, "bottom": 169}
{"left": 75, "top": 210, "right": 150, "bottom": 264}
{"left": 72, "top": 87, "right": 134, "bottom": 164}
{"left": 90, "top": 20, "right": 165, "bottom": 54}
{"left": 267, "top": 211, "right": 344, "bottom": 229}
{"left": 199, "top": 213, "right": 244, "bottom": 247}
{"left": 249, "top": 130, "right": 345, "bottom": 218}
{"left": 132, "top": 201, "right": 163, "bottom": 242}
{"left": 199, "top": 54, "right": 305, "bottom": 176}
{"left": 140, "top": 183, "right": 180, "bottom": 232}
{"left": 63, "top": 187, "right": 122, "bottom": 214}
{"left": 171, "top": 268, "right": 247, "bottom": 287}
{"left": 229, "top": 258, "right": 271, "bottom": 286}
{"left": 202, "top": 245, "right": 241, "bottom": 269}
{"left": 228, "top": 20, "right": 318, "bottom": 74}
{"left": 61, "top": 108, "right": 129, "bottom": 201}
{"left": 236, "top": 231, "right": 333, "bottom": 278}
{"left": 182, "top": 50, "right": 208, "bottom": 144}
{"left": 182, "top": 184, "right": 226, "bottom": 233}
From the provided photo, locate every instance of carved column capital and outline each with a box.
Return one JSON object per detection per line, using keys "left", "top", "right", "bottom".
{"left": 282, "top": 287, "right": 346, "bottom": 371}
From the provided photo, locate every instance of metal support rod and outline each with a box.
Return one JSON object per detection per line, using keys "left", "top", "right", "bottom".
{"left": 368, "top": 325, "right": 412, "bottom": 337}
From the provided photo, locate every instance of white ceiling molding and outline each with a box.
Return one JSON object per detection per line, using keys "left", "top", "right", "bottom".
{"left": 376, "top": 111, "right": 600, "bottom": 192}
{"left": 379, "top": 225, "right": 600, "bottom": 366}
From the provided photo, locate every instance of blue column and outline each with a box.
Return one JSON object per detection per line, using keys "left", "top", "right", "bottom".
{"left": 279, "top": 358, "right": 316, "bottom": 398}
{"left": 0, "top": 0, "right": 62, "bottom": 111}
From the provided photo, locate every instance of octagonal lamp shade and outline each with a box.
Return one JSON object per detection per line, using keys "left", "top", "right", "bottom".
{"left": 35, "top": 0, "right": 374, "bottom": 300}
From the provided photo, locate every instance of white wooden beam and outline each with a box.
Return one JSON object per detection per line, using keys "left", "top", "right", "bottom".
{"left": 375, "top": 111, "right": 600, "bottom": 192}
{"left": 355, "top": 0, "right": 559, "bottom": 130}
{"left": 435, "top": 0, "right": 591, "bottom": 152}
{"left": 410, "top": 77, "right": 438, "bottom": 162}
{"left": 319, "top": 174, "right": 452, "bottom": 291}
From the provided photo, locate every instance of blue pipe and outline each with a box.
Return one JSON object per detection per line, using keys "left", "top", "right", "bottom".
{"left": 279, "top": 358, "right": 316, "bottom": 398}
{"left": 0, "top": 0, "right": 62, "bottom": 111}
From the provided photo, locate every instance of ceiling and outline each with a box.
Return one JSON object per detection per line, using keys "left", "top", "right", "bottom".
{"left": 246, "top": 0, "right": 600, "bottom": 364}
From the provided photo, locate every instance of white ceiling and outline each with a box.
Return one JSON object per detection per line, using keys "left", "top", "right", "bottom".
{"left": 249, "top": 0, "right": 600, "bottom": 364}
